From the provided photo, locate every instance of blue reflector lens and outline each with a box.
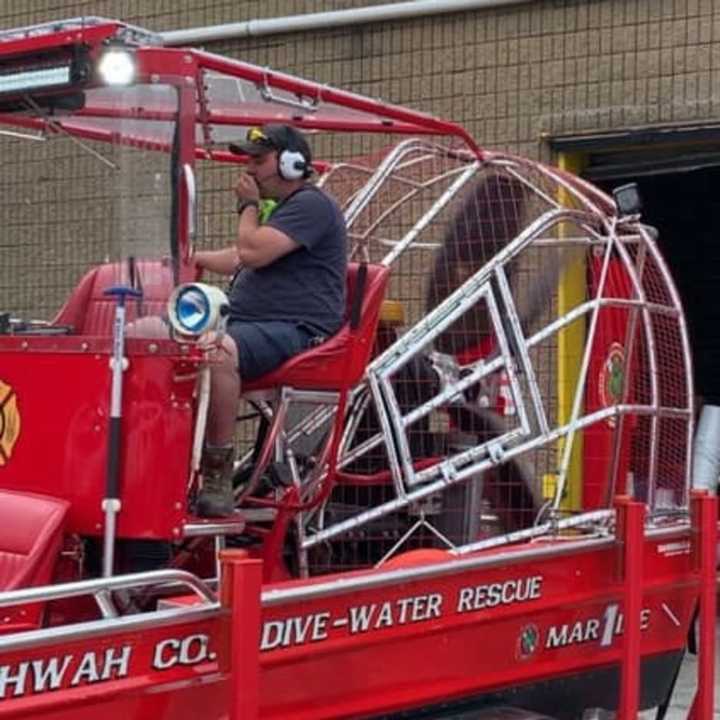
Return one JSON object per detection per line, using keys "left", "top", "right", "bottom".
{"left": 175, "top": 287, "right": 210, "bottom": 333}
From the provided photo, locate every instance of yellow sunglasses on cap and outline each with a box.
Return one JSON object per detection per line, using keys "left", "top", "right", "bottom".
{"left": 247, "top": 127, "right": 271, "bottom": 144}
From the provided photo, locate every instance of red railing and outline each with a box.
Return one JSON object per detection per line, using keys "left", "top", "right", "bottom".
{"left": 220, "top": 550, "right": 262, "bottom": 720}
{"left": 690, "top": 490, "right": 718, "bottom": 720}
{"left": 616, "top": 492, "right": 717, "bottom": 720}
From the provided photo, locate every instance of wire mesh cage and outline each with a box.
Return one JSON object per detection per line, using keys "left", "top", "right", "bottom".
{"left": 263, "top": 144, "right": 694, "bottom": 575}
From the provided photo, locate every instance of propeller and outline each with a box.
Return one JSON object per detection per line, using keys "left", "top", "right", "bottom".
{"left": 422, "top": 171, "right": 578, "bottom": 529}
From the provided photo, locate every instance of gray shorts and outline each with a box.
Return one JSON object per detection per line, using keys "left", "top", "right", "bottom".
{"left": 226, "top": 320, "right": 318, "bottom": 381}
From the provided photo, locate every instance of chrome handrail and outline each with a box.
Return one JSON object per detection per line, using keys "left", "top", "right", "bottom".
{"left": 0, "top": 569, "right": 216, "bottom": 619}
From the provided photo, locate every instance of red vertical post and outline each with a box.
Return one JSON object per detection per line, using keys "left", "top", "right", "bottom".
{"left": 220, "top": 549, "right": 263, "bottom": 720}
{"left": 688, "top": 490, "right": 717, "bottom": 720}
{"left": 615, "top": 495, "right": 644, "bottom": 720}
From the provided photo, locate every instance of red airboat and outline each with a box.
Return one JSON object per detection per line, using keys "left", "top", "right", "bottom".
{"left": 0, "top": 17, "right": 715, "bottom": 720}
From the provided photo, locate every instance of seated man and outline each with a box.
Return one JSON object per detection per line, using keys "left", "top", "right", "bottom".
{"left": 192, "top": 124, "right": 348, "bottom": 517}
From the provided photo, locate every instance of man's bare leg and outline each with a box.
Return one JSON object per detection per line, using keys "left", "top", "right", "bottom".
{"left": 205, "top": 335, "right": 241, "bottom": 446}
{"left": 196, "top": 334, "right": 240, "bottom": 517}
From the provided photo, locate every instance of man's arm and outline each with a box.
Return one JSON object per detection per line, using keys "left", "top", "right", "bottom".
{"left": 235, "top": 205, "right": 299, "bottom": 268}
{"left": 193, "top": 247, "right": 241, "bottom": 275}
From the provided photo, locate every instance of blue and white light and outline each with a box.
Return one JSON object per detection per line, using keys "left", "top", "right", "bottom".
{"left": 168, "top": 282, "right": 229, "bottom": 337}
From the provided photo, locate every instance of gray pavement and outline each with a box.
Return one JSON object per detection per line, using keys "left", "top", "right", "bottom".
{"left": 641, "top": 625, "right": 720, "bottom": 720}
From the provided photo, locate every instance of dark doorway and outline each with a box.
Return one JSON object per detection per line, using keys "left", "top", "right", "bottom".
{"left": 597, "top": 166, "right": 720, "bottom": 405}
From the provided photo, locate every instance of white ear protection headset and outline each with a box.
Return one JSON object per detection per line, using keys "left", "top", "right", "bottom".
{"left": 278, "top": 147, "right": 309, "bottom": 181}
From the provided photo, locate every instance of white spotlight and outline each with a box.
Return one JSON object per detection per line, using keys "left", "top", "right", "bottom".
{"left": 98, "top": 50, "right": 135, "bottom": 86}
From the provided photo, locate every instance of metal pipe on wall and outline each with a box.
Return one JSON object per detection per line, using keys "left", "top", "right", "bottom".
{"left": 160, "top": 0, "right": 533, "bottom": 46}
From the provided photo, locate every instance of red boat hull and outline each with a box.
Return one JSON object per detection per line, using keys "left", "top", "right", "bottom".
{"left": 0, "top": 527, "right": 702, "bottom": 720}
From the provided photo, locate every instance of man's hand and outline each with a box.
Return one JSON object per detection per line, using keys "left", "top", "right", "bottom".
{"left": 234, "top": 171, "right": 299, "bottom": 268}
{"left": 197, "top": 331, "right": 233, "bottom": 363}
{"left": 235, "top": 173, "right": 261, "bottom": 202}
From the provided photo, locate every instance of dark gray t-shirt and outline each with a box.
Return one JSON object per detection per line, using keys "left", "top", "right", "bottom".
{"left": 228, "top": 186, "right": 347, "bottom": 335}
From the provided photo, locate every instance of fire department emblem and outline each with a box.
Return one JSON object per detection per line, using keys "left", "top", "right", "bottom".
{"left": 517, "top": 624, "right": 539, "bottom": 659}
{"left": 598, "top": 342, "right": 625, "bottom": 428}
{"left": 0, "top": 379, "right": 21, "bottom": 466}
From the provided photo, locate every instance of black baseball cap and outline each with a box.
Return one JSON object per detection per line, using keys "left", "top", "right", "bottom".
{"left": 229, "top": 124, "right": 312, "bottom": 165}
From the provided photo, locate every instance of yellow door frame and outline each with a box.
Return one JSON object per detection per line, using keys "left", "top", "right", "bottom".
{"left": 553, "top": 151, "right": 587, "bottom": 511}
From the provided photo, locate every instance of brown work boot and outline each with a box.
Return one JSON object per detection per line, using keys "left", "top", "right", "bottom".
{"left": 196, "top": 444, "right": 236, "bottom": 518}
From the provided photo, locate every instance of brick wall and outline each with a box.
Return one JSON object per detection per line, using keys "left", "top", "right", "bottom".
{"left": 3, "top": 0, "right": 717, "bottom": 154}
{"left": 1, "top": 0, "right": 718, "bottom": 316}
